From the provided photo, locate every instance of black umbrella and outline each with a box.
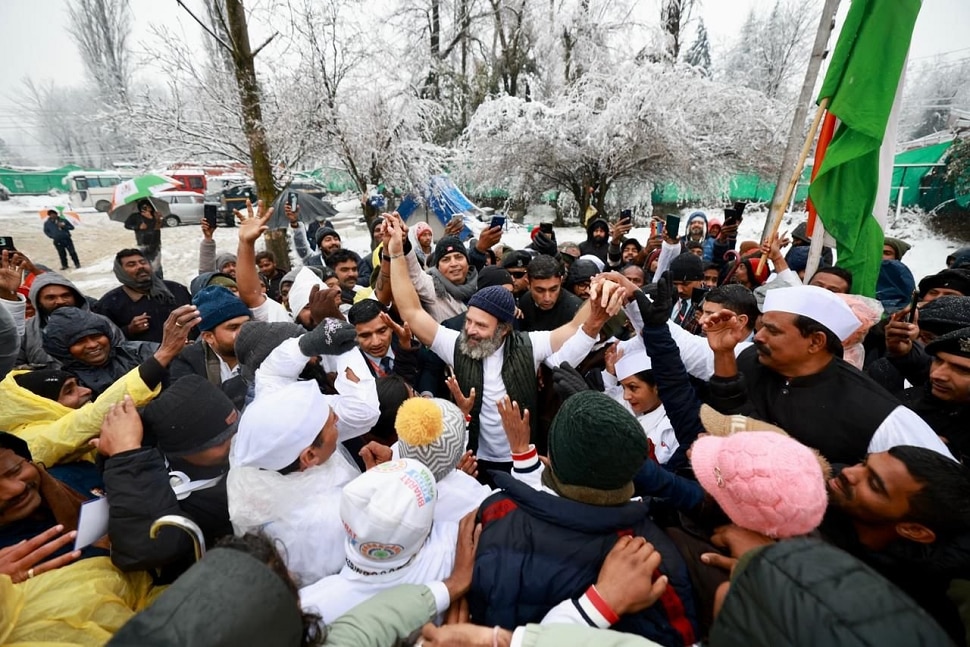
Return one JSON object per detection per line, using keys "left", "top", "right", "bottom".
{"left": 266, "top": 189, "right": 338, "bottom": 229}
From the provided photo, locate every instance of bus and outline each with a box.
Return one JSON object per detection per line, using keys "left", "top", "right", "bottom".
{"left": 63, "top": 171, "right": 131, "bottom": 212}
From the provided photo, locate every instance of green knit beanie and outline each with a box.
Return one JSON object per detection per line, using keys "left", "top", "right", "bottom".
{"left": 542, "top": 390, "right": 649, "bottom": 506}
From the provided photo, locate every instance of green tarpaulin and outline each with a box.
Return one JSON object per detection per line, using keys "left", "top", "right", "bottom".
{"left": 890, "top": 140, "right": 952, "bottom": 206}
{"left": 0, "top": 165, "right": 94, "bottom": 195}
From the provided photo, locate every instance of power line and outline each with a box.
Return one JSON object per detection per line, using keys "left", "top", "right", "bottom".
{"left": 910, "top": 46, "right": 970, "bottom": 61}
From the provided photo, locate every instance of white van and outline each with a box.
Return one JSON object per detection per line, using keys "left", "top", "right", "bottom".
{"left": 64, "top": 171, "right": 130, "bottom": 212}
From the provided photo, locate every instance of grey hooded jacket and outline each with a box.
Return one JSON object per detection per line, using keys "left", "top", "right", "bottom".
{"left": 18, "top": 273, "right": 124, "bottom": 369}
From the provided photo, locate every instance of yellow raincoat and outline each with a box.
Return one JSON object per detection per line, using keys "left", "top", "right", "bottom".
{"left": 0, "top": 557, "right": 160, "bottom": 646}
{"left": 0, "top": 368, "right": 160, "bottom": 467}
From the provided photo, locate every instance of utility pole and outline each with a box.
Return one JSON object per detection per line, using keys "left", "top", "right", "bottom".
{"left": 761, "top": 0, "right": 841, "bottom": 241}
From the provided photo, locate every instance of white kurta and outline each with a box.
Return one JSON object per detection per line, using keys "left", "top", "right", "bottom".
{"left": 299, "top": 521, "right": 459, "bottom": 623}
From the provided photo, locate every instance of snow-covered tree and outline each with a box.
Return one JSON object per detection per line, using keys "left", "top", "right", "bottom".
{"left": 66, "top": 0, "right": 133, "bottom": 103}
{"left": 17, "top": 80, "right": 101, "bottom": 166}
{"left": 720, "top": 0, "right": 819, "bottom": 100}
{"left": 456, "top": 62, "right": 787, "bottom": 218}
{"left": 899, "top": 56, "right": 970, "bottom": 142}
{"left": 660, "top": 0, "right": 698, "bottom": 64}
{"left": 683, "top": 19, "right": 711, "bottom": 75}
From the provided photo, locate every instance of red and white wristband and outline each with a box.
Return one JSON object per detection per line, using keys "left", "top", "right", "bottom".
{"left": 575, "top": 585, "right": 621, "bottom": 628}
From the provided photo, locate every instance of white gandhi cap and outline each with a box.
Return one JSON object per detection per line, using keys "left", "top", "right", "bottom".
{"left": 762, "top": 285, "right": 860, "bottom": 341}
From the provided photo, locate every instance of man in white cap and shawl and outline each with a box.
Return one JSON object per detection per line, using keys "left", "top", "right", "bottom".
{"left": 299, "top": 459, "right": 461, "bottom": 622}
{"left": 702, "top": 284, "right": 953, "bottom": 465}
{"left": 227, "top": 371, "right": 380, "bottom": 585}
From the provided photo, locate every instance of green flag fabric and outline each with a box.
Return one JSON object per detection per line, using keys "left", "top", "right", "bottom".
{"left": 807, "top": 0, "right": 921, "bottom": 297}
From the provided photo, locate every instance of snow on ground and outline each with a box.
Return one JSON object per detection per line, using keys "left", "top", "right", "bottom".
{"left": 0, "top": 195, "right": 964, "bottom": 299}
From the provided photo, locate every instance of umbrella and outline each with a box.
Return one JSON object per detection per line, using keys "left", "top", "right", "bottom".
{"left": 38, "top": 206, "right": 82, "bottom": 225}
{"left": 108, "top": 195, "right": 172, "bottom": 223}
{"left": 109, "top": 174, "right": 181, "bottom": 212}
{"left": 265, "top": 189, "right": 338, "bottom": 229}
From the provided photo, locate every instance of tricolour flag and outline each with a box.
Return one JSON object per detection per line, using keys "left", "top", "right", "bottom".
{"left": 807, "top": 0, "right": 921, "bottom": 297}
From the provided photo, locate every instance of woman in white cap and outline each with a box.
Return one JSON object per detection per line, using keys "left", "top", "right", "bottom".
{"left": 601, "top": 347, "right": 679, "bottom": 466}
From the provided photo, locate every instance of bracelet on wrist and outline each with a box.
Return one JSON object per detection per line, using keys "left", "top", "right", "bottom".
{"left": 389, "top": 253, "right": 404, "bottom": 260}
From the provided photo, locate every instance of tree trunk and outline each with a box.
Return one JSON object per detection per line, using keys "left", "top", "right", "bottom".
{"left": 225, "top": 0, "right": 288, "bottom": 270}
{"left": 459, "top": 0, "right": 469, "bottom": 128}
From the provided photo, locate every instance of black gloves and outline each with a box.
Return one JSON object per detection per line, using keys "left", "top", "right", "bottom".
{"left": 633, "top": 276, "right": 673, "bottom": 328}
{"left": 552, "top": 362, "right": 589, "bottom": 401}
{"left": 298, "top": 317, "right": 358, "bottom": 356}
{"left": 531, "top": 232, "right": 558, "bottom": 257}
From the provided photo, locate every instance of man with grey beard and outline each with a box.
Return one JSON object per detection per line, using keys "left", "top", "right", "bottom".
{"left": 386, "top": 213, "right": 624, "bottom": 486}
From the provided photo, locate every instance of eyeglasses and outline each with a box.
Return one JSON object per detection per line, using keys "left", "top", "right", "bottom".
{"left": 508, "top": 271, "right": 527, "bottom": 278}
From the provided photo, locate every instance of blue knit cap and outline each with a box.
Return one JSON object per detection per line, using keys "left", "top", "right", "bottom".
{"left": 192, "top": 286, "right": 251, "bottom": 332}
{"left": 467, "top": 285, "right": 516, "bottom": 324}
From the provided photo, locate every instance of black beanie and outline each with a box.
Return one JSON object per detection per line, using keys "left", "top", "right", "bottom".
{"left": 142, "top": 375, "right": 239, "bottom": 457}
{"left": 432, "top": 237, "right": 468, "bottom": 267}
{"left": 918, "top": 296, "right": 970, "bottom": 336}
{"left": 14, "top": 369, "right": 73, "bottom": 402}
{"left": 0, "top": 431, "right": 32, "bottom": 461}
{"left": 542, "top": 391, "right": 648, "bottom": 506}
{"left": 315, "top": 226, "right": 341, "bottom": 245}
{"left": 669, "top": 252, "right": 705, "bottom": 282}
{"left": 234, "top": 321, "right": 304, "bottom": 375}
{"left": 564, "top": 260, "right": 599, "bottom": 289}
{"left": 477, "top": 265, "right": 513, "bottom": 289}
{"left": 918, "top": 269, "right": 970, "bottom": 299}
{"left": 925, "top": 326, "right": 970, "bottom": 360}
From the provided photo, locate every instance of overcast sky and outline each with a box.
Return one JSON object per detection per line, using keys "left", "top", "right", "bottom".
{"left": 0, "top": 0, "right": 967, "bottom": 155}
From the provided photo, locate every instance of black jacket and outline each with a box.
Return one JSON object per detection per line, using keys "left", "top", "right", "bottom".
{"left": 901, "top": 384, "right": 970, "bottom": 463}
{"left": 707, "top": 348, "right": 899, "bottom": 465}
{"left": 518, "top": 289, "right": 581, "bottom": 332}
{"left": 711, "top": 538, "right": 954, "bottom": 647}
{"left": 470, "top": 473, "right": 698, "bottom": 646}
{"left": 170, "top": 340, "right": 249, "bottom": 411}
{"left": 102, "top": 447, "right": 232, "bottom": 584}
{"left": 578, "top": 217, "right": 610, "bottom": 265}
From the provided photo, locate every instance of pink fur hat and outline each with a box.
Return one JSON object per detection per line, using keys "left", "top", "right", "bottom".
{"left": 691, "top": 431, "right": 828, "bottom": 538}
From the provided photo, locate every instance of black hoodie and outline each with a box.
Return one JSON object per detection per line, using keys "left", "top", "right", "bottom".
{"left": 579, "top": 217, "right": 610, "bottom": 265}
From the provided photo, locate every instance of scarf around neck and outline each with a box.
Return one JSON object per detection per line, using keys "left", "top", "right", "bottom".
{"left": 428, "top": 266, "right": 478, "bottom": 304}
{"left": 113, "top": 256, "right": 175, "bottom": 304}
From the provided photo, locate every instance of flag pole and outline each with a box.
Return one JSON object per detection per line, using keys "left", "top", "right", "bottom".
{"left": 805, "top": 111, "right": 838, "bottom": 236}
{"left": 756, "top": 96, "right": 830, "bottom": 276}
{"left": 759, "top": 0, "right": 842, "bottom": 244}
{"left": 802, "top": 111, "right": 838, "bottom": 281}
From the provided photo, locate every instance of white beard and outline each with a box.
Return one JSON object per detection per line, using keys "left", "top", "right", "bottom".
{"left": 458, "top": 328, "right": 504, "bottom": 359}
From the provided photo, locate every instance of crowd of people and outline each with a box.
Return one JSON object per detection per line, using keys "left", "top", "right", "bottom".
{"left": 0, "top": 196, "right": 969, "bottom": 647}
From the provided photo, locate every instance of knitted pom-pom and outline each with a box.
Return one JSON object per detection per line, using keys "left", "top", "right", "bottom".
{"left": 395, "top": 398, "right": 444, "bottom": 446}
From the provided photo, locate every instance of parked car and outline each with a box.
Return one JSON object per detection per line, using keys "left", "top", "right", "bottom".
{"left": 0, "top": 183, "right": 9, "bottom": 201}
{"left": 218, "top": 183, "right": 259, "bottom": 226}
{"left": 286, "top": 180, "right": 328, "bottom": 200}
{"left": 156, "top": 191, "right": 206, "bottom": 227}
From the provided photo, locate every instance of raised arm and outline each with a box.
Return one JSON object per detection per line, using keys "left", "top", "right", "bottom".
{"left": 233, "top": 199, "right": 273, "bottom": 309}
{"left": 388, "top": 215, "right": 439, "bottom": 346}
{"left": 198, "top": 220, "right": 216, "bottom": 274}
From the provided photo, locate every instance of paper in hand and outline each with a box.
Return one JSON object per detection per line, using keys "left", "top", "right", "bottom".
{"left": 74, "top": 497, "right": 109, "bottom": 551}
